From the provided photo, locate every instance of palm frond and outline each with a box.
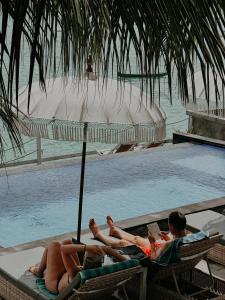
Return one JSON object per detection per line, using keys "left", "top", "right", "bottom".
{"left": 1, "top": 0, "right": 224, "bottom": 103}
{"left": 0, "top": 0, "right": 224, "bottom": 152}
{"left": 0, "top": 96, "right": 23, "bottom": 161}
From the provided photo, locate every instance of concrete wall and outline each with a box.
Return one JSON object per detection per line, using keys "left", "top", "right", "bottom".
{"left": 187, "top": 110, "right": 225, "bottom": 140}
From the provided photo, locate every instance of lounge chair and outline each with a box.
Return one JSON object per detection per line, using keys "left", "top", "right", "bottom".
{"left": 149, "top": 232, "right": 223, "bottom": 299}
{"left": 186, "top": 209, "right": 225, "bottom": 266}
{"left": 96, "top": 144, "right": 135, "bottom": 155}
{"left": 0, "top": 247, "right": 147, "bottom": 300}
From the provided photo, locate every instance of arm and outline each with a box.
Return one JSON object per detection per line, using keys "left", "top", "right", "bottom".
{"left": 159, "top": 231, "right": 171, "bottom": 241}
{"left": 102, "top": 246, "right": 127, "bottom": 262}
{"left": 61, "top": 244, "right": 104, "bottom": 255}
{"left": 149, "top": 241, "right": 171, "bottom": 261}
{"left": 148, "top": 232, "right": 171, "bottom": 261}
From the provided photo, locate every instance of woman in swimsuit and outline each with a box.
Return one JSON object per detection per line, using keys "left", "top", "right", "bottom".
{"left": 29, "top": 239, "right": 126, "bottom": 293}
{"left": 89, "top": 211, "right": 187, "bottom": 260}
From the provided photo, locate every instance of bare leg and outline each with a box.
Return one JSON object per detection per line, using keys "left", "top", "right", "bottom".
{"left": 29, "top": 239, "right": 80, "bottom": 278}
{"left": 89, "top": 219, "right": 132, "bottom": 248}
{"left": 59, "top": 246, "right": 81, "bottom": 291}
{"left": 62, "top": 239, "right": 80, "bottom": 265}
{"left": 29, "top": 247, "right": 48, "bottom": 277}
{"left": 30, "top": 241, "right": 81, "bottom": 293}
{"left": 29, "top": 242, "right": 67, "bottom": 292}
{"left": 107, "top": 216, "right": 150, "bottom": 248}
{"left": 44, "top": 242, "right": 67, "bottom": 292}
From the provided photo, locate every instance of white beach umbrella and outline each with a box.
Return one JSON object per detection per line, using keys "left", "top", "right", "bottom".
{"left": 187, "top": 69, "right": 224, "bottom": 102}
{"left": 16, "top": 77, "right": 166, "bottom": 242}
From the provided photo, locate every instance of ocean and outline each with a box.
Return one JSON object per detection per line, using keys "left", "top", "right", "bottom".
{"left": 2, "top": 27, "right": 188, "bottom": 164}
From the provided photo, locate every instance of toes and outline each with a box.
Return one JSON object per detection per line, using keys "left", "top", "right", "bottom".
{"left": 89, "top": 218, "right": 95, "bottom": 227}
{"left": 29, "top": 266, "right": 42, "bottom": 277}
{"left": 106, "top": 216, "right": 114, "bottom": 225}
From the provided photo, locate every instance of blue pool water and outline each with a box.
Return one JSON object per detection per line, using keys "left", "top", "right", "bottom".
{"left": 1, "top": 143, "right": 225, "bottom": 247}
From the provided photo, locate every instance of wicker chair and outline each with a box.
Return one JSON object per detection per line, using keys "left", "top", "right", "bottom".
{"left": 0, "top": 262, "right": 147, "bottom": 300}
{"left": 68, "top": 265, "right": 147, "bottom": 300}
{"left": 149, "top": 233, "right": 223, "bottom": 299}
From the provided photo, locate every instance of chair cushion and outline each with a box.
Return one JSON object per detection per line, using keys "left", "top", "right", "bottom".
{"left": 181, "top": 231, "right": 209, "bottom": 244}
{"left": 35, "top": 259, "right": 140, "bottom": 298}
{"left": 154, "top": 231, "right": 209, "bottom": 267}
{"left": 36, "top": 278, "right": 58, "bottom": 299}
{"left": 79, "top": 259, "right": 140, "bottom": 284}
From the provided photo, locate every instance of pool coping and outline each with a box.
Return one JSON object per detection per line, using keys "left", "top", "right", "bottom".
{"left": 0, "top": 141, "right": 191, "bottom": 177}
{"left": 173, "top": 132, "right": 225, "bottom": 148}
{"left": 0, "top": 195, "right": 224, "bottom": 256}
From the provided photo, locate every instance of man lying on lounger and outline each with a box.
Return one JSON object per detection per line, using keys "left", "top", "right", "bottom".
{"left": 89, "top": 211, "right": 187, "bottom": 259}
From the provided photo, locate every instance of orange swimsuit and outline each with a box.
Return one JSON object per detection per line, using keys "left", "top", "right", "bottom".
{"left": 139, "top": 242, "right": 162, "bottom": 257}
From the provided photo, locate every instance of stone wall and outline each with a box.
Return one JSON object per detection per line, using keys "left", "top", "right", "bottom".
{"left": 187, "top": 110, "right": 225, "bottom": 140}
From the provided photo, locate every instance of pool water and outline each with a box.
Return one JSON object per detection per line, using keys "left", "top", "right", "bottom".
{"left": 1, "top": 143, "right": 225, "bottom": 247}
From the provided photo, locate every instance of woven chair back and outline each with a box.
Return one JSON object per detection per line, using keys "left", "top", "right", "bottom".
{"left": 75, "top": 265, "right": 142, "bottom": 293}
{"left": 153, "top": 233, "right": 223, "bottom": 281}
{"left": 180, "top": 233, "right": 223, "bottom": 258}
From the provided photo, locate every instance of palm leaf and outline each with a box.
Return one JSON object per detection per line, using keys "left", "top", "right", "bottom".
{"left": 0, "top": 0, "right": 224, "bottom": 152}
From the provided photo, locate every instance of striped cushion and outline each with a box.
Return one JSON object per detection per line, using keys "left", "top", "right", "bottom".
{"left": 36, "top": 259, "right": 140, "bottom": 298}
{"left": 36, "top": 278, "right": 58, "bottom": 299}
{"left": 79, "top": 259, "right": 140, "bottom": 284}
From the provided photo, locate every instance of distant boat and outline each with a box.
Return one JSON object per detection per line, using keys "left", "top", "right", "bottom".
{"left": 117, "top": 71, "right": 167, "bottom": 79}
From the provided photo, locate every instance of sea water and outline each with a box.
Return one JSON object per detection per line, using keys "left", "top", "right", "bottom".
{"left": 2, "top": 21, "right": 188, "bottom": 163}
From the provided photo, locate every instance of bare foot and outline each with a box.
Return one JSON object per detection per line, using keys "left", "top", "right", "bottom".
{"left": 29, "top": 266, "right": 43, "bottom": 278}
{"left": 89, "top": 218, "right": 101, "bottom": 239}
{"left": 106, "top": 216, "right": 114, "bottom": 228}
{"left": 106, "top": 216, "right": 120, "bottom": 238}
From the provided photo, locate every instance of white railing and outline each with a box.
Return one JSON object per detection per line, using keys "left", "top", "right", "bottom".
{"left": 0, "top": 138, "right": 97, "bottom": 168}
{"left": 185, "top": 99, "right": 225, "bottom": 118}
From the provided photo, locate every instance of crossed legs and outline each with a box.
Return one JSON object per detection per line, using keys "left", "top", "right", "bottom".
{"left": 29, "top": 239, "right": 81, "bottom": 293}
{"left": 89, "top": 216, "right": 150, "bottom": 249}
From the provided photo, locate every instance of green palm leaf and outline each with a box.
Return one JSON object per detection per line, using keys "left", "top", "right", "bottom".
{"left": 0, "top": 0, "right": 224, "bottom": 152}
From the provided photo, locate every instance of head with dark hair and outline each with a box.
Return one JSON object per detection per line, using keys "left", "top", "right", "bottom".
{"left": 168, "top": 211, "right": 186, "bottom": 237}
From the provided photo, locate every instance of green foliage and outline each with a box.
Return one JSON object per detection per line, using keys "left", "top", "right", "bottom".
{"left": 0, "top": 0, "right": 225, "bottom": 152}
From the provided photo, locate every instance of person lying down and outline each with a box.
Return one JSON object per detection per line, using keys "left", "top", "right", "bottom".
{"left": 29, "top": 211, "right": 187, "bottom": 294}
{"left": 89, "top": 211, "right": 187, "bottom": 259}
{"left": 29, "top": 239, "right": 125, "bottom": 294}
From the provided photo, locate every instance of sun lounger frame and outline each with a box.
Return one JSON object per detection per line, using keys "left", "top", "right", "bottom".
{"left": 149, "top": 233, "right": 223, "bottom": 299}
{"left": 70, "top": 265, "right": 147, "bottom": 299}
{"left": 0, "top": 262, "right": 147, "bottom": 300}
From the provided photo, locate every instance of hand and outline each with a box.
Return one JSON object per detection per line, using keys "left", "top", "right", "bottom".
{"left": 159, "top": 231, "right": 170, "bottom": 241}
{"left": 148, "top": 232, "right": 156, "bottom": 244}
{"left": 86, "top": 245, "right": 105, "bottom": 255}
{"left": 101, "top": 245, "right": 111, "bottom": 255}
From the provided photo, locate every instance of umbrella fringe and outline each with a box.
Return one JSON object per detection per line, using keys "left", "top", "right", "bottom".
{"left": 16, "top": 118, "right": 166, "bottom": 144}
{"left": 50, "top": 122, "right": 166, "bottom": 144}
{"left": 16, "top": 119, "right": 49, "bottom": 139}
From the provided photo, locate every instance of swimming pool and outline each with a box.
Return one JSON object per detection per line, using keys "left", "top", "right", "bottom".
{"left": 1, "top": 142, "right": 225, "bottom": 247}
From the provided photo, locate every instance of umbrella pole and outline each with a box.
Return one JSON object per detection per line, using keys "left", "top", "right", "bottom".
{"left": 77, "top": 122, "right": 88, "bottom": 244}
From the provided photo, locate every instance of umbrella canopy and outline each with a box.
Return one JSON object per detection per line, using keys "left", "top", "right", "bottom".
{"left": 17, "top": 77, "right": 166, "bottom": 143}
{"left": 187, "top": 70, "right": 224, "bottom": 102}
{"left": 16, "top": 77, "right": 166, "bottom": 242}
